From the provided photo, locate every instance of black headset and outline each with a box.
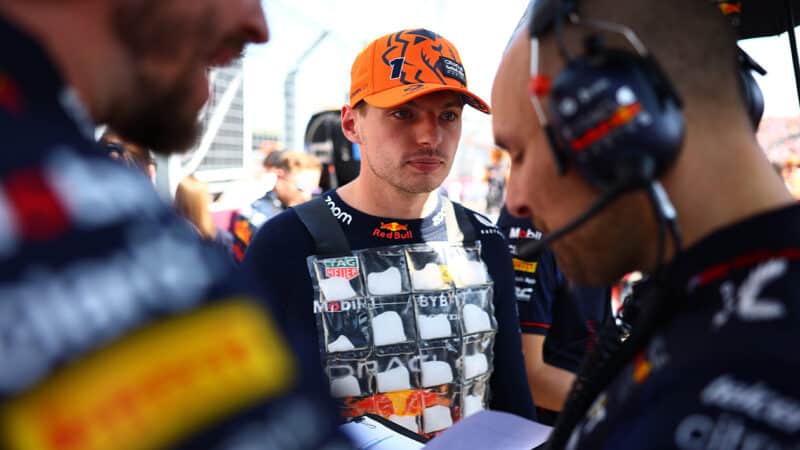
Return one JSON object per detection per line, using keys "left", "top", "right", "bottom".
{"left": 527, "top": 0, "right": 765, "bottom": 190}
{"left": 738, "top": 46, "right": 767, "bottom": 128}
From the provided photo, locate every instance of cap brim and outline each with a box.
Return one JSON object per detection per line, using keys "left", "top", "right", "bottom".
{"left": 362, "top": 84, "right": 490, "bottom": 114}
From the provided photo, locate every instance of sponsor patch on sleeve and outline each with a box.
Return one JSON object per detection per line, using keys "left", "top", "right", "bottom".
{"left": 512, "top": 258, "right": 537, "bottom": 274}
{"left": 1, "top": 299, "right": 296, "bottom": 450}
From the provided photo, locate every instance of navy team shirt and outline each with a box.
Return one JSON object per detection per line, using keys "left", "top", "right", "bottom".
{"left": 497, "top": 208, "right": 610, "bottom": 374}
{"left": 0, "top": 15, "right": 349, "bottom": 450}
{"left": 243, "top": 191, "right": 537, "bottom": 421}
{"left": 566, "top": 204, "right": 800, "bottom": 449}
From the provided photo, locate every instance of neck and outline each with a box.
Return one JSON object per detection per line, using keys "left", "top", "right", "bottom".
{"left": 337, "top": 176, "right": 440, "bottom": 219}
{"left": 665, "top": 124, "right": 794, "bottom": 254}
{"left": 0, "top": 2, "right": 124, "bottom": 122}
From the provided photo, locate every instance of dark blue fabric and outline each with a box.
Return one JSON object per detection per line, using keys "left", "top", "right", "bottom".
{"left": 0, "top": 14, "right": 349, "bottom": 449}
{"left": 496, "top": 207, "right": 610, "bottom": 373}
{"left": 567, "top": 203, "right": 800, "bottom": 449}
{"left": 243, "top": 191, "right": 538, "bottom": 421}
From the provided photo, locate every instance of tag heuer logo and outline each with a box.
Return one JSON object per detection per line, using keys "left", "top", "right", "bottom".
{"left": 323, "top": 257, "right": 360, "bottom": 280}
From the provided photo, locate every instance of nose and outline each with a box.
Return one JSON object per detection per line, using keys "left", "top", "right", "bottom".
{"left": 505, "top": 164, "right": 532, "bottom": 218}
{"left": 416, "top": 113, "right": 443, "bottom": 149}
{"left": 242, "top": 0, "right": 270, "bottom": 44}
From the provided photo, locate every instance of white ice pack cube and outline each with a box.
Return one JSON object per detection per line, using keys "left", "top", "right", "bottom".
{"left": 411, "top": 263, "right": 445, "bottom": 290}
{"left": 327, "top": 335, "right": 355, "bottom": 352}
{"left": 372, "top": 311, "right": 407, "bottom": 345}
{"left": 376, "top": 365, "right": 412, "bottom": 392}
{"left": 330, "top": 375, "right": 360, "bottom": 398}
{"left": 463, "top": 394, "right": 484, "bottom": 417}
{"left": 319, "top": 277, "right": 356, "bottom": 300}
{"left": 423, "top": 405, "right": 453, "bottom": 433}
{"left": 389, "top": 415, "right": 419, "bottom": 433}
{"left": 454, "top": 260, "right": 488, "bottom": 286}
{"left": 464, "top": 353, "right": 489, "bottom": 379}
{"left": 421, "top": 360, "right": 454, "bottom": 387}
{"left": 418, "top": 314, "right": 453, "bottom": 339}
{"left": 463, "top": 304, "right": 492, "bottom": 334}
{"left": 367, "top": 267, "right": 403, "bottom": 295}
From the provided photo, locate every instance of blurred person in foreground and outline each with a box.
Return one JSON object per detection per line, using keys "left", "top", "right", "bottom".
{"left": 492, "top": 0, "right": 800, "bottom": 448}
{"left": 0, "top": 1, "right": 350, "bottom": 448}
{"left": 231, "top": 150, "right": 322, "bottom": 262}
{"left": 243, "top": 28, "right": 536, "bottom": 437}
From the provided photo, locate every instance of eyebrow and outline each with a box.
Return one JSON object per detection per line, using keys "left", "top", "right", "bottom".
{"left": 404, "top": 98, "right": 465, "bottom": 109}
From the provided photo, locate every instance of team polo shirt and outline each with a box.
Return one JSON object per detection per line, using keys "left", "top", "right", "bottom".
{"left": 0, "top": 15, "right": 348, "bottom": 450}
{"left": 243, "top": 191, "right": 537, "bottom": 421}
{"left": 497, "top": 208, "right": 609, "bottom": 373}
{"left": 566, "top": 203, "right": 800, "bottom": 449}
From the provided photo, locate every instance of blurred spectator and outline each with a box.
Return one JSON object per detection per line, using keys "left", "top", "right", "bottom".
{"left": 99, "top": 129, "right": 156, "bottom": 181}
{"left": 230, "top": 151, "right": 322, "bottom": 261}
{"left": 497, "top": 207, "right": 611, "bottom": 425}
{"left": 483, "top": 148, "right": 508, "bottom": 217}
{"left": 175, "top": 175, "right": 234, "bottom": 255}
{"left": 781, "top": 156, "right": 800, "bottom": 199}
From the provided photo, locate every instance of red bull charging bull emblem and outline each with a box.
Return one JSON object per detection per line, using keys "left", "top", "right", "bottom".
{"left": 373, "top": 221, "right": 413, "bottom": 240}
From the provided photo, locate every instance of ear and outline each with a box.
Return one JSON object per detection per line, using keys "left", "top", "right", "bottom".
{"left": 341, "top": 105, "right": 363, "bottom": 144}
{"left": 274, "top": 168, "right": 288, "bottom": 181}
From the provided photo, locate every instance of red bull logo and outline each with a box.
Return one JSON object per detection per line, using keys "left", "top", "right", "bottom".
{"left": 380, "top": 222, "right": 409, "bottom": 232}
{"left": 373, "top": 222, "right": 413, "bottom": 240}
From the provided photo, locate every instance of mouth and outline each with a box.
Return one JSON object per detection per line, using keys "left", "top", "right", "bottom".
{"left": 406, "top": 156, "right": 444, "bottom": 173}
{"left": 531, "top": 217, "right": 549, "bottom": 235}
{"left": 207, "top": 39, "right": 246, "bottom": 68}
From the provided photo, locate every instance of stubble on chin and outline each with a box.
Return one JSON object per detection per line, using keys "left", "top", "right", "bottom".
{"left": 107, "top": 1, "right": 214, "bottom": 154}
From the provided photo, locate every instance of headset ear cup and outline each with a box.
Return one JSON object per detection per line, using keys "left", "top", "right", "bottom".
{"left": 737, "top": 47, "right": 766, "bottom": 130}
{"left": 739, "top": 66, "right": 764, "bottom": 129}
{"left": 547, "top": 49, "right": 685, "bottom": 189}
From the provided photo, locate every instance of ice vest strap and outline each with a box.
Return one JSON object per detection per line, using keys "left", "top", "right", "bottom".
{"left": 293, "top": 197, "right": 352, "bottom": 257}
{"left": 449, "top": 200, "right": 477, "bottom": 243}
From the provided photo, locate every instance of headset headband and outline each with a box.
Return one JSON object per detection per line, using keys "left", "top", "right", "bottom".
{"left": 528, "top": 0, "right": 576, "bottom": 38}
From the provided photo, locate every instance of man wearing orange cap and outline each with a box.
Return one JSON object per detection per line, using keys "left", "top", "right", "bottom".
{"left": 243, "top": 29, "right": 536, "bottom": 436}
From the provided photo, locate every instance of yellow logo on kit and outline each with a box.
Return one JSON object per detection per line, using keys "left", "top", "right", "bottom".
{"left": 512, "top": 258, "right": 537, "bottom": 274}
{"left": 2, "top": 299, "right": 296, "bottom": 450}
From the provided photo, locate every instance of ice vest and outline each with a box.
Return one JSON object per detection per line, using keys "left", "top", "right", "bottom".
{"left": 295, "top": 196, "right": 498, "bottom": 437}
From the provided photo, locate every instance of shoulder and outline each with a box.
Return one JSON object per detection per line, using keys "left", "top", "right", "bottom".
{"left": 250, "top": 208, "right": 310, "bottom": 245}
{"left": 244, "top": 207, "right": 316, "bottom": 265}
{"left": 453, "top": 203, "right": 505, "bottom": 241}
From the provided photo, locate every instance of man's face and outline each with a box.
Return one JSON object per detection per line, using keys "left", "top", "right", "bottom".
{"left": 492, "top": 32, "right": 650, "bottom": 286}
{"left": 346, "top": 91, "right": 463, "bottom": 195}
{"left": 107, "top": 0, "right": 268, "bottom": 153}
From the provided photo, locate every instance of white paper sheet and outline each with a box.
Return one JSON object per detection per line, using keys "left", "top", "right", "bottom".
{"left": 423, "top": 410, "right": 552, "bottom": 450}
{"left": 340, "top": 416, "right": 426, "bottom": 450}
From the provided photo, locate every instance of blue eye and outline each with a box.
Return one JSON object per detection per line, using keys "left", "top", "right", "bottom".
{"left": 392, "top": 110, "right": 411, "bottom": 120}
{"left": 441, "top": 111, "right": 459, "bottom": 121}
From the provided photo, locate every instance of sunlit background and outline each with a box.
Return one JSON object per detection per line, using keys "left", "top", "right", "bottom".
{"left": 166, "top": 0, "right": 800, "bottom": 216}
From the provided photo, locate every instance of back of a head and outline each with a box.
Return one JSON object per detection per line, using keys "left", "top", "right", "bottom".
{"left": 538, "top": 0, "right": 742, "bottom": 123}
{"left": 273, "top": 151, "right": 322, "bottom": 174}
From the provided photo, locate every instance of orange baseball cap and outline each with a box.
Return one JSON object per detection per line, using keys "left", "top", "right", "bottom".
{"left": 349, "top": 29, "right": 490, "bottom": 114}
